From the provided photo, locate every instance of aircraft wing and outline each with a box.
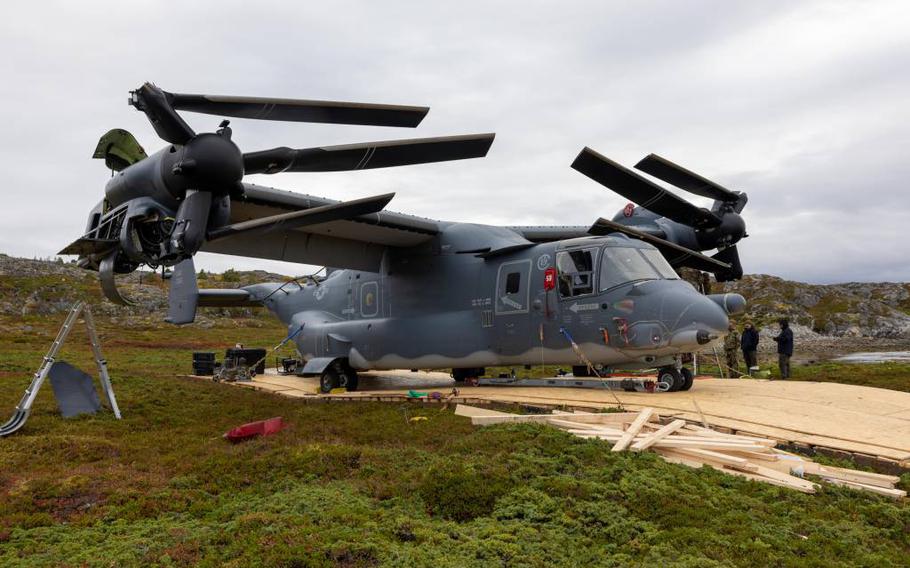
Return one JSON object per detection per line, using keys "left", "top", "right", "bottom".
{"left": 201, "top": 183, "right": 440, "bottom": 271}
{"left": 506, "top": 224, "right": 666, "bottom": 243}
{"left": 505, "top": 225, "right": 591, "bottom": 242}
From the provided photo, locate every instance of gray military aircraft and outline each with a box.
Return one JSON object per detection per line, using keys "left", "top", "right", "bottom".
{"left": 61, "top": 83, "right": 746, "bottom": 393}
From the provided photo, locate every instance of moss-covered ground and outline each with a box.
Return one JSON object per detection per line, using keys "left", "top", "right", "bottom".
{"left": 0, "top": 314, "right": 908, "bottom": 567}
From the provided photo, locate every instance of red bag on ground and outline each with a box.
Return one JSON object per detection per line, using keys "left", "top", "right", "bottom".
{"left": 224, "top": 416, "right": 285, "bottom": 442}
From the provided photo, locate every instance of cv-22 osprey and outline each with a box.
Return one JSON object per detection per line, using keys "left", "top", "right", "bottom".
{"left": 61, "top": 84, "right": 746, "bottom": 393}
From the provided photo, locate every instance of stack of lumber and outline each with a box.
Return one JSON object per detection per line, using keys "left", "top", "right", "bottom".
{"left": 455, "top": 405, "right": 906, "bottom": 498}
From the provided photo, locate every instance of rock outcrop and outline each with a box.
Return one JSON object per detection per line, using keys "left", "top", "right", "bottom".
{"left": 719, "top": 274, "right": 910, "bottom": 339}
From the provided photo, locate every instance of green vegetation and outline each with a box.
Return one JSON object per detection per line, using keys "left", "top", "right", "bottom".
{"left": 0, "top": 314, "right": 908, "bottom": 566}
{"left": 786, "top": 361, "right": 910, "bottom": 392}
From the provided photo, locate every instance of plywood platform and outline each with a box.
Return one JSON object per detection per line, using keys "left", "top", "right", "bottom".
{"left": 187, "top": 370, "right": 910, "bottom": 470}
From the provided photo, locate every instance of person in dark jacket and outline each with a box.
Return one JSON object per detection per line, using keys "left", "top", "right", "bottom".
{"left": 740, "top": 321, "right": 759, "bottom": 371}
{"left": 772, "top": 319, "right": 794, "bottom": 379}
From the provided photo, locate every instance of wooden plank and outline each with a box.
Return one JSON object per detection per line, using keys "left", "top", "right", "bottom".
{"left": 656, "top": 451, "right": 815, "bottom": 493}
{"left": 574, "top": 433, "right": 770, "bottom": 451}
{"left": 725, "top": 450, "right": 781, "bottom": 462}
{"left": 454, "top": 404, "right": 512, "bottom": 418}
{"left": 547, "top": 418, "right": 614, "bottom": 431}
{"left": 658, "top": 453, "right": 711, "bottom": 469}
{"left": 683, "top": 425, "right": 778, "bottom": 445}
{"left": 823, "top": 478, "right": 907, "bottom": 499}
{"left": 470, "top": 411, "right": 648, "bottom": 426}
{"left": 660, "top": 448, "right": 759, "bottom": 472}
{"left": 612, "top": 408, "right": 655, "bottom": 452}
{"left": 721, "top": 467, "right": 817, "bottom": 494}
{"left": 554, "top": 412, "right": 654, "bottom": 424}
{"left": 811, "top": 464, "right": 901, "bottom": 488}
{"left": 631, "top": 419, "right": 687, "bottom": 452}
{"left": 748, "top": 464, "right": 819, "bottom": 492}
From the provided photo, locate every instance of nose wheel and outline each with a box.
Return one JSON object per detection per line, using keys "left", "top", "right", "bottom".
{"left": 655, "top": 366, "right": 695, "bottom": 392}
{"left": 679, "top": 367, "right": 694, "bottom": 391}
{"left": 656, "top": 367, "right": 687, "bottom": 392}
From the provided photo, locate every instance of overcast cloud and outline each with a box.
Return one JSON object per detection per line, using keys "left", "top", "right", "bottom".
{"left": 0, "top": 0, "right": 907, "bottom": 283}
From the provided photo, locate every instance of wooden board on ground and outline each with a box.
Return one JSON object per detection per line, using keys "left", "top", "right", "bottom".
{"left": 205, "top": 371, "right": 910, "bottom": 466}
{"left": 452, "top": 404, "right": 905, "bottom": 498}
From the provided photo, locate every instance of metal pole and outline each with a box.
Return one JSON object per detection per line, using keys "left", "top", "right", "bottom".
{"left": 82, "top": 306, "right": 122, "bottom": 419}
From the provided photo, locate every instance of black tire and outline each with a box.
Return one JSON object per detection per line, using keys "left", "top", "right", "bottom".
{"left": 657, "top": 367, "right": 682, "bottom": 392}
{"left": 452, "top": 368, "right": 484, "bottom": 383}
{"left": 572, "top": 365, "right": 591, "bottom": 378}
{"left": 319, "top": 367, "right": 340, "bottom": 393}
{"left": 679, "top": 367, "right": 694, "bottom": 391}
{"left": 323, "top": 361, "right": 358, "bottom": 392}
{"left": 343, "top": 365, "right": 359, "bottom": 392}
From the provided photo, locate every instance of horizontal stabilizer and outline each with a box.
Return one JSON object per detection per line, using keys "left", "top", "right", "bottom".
{"left": 207, "top": 192, "right": 395, "bottom": 242}
{"left": 589, "top": 218, "right": 731, "bottom": 273}
{"left": 198, "top": 289, "right": 257, "bottom": 307}
{"left": 58, "top": 237, "right": 119, "bottom": 256}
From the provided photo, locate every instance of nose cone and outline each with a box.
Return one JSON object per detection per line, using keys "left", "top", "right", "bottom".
{"left": 620, "top": 281, "right": 730, "bottom": 350}
{"left": 686, "top": 294, "right": 730, "bottom": 337}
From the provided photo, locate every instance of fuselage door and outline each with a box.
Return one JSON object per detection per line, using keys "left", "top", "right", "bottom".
{"left": 555, "top": 247, "right": 601, "bottom": 326}
{"left": 494, "top": 259, "right": 532, "bottom": 353}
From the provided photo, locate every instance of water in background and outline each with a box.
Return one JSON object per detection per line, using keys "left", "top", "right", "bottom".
{"left": 833, "top": 351, "right": 910, "bottom": 363}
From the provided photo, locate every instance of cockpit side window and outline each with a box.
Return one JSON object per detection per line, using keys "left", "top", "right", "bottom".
{"left": 600, "top": 246, "right": 675, "bottom": 291}
{"left": 556, "top": 248, "right": 597, "bottom": 298}
{"left": 639, "top": 248, "right": 679, "bottom": 279}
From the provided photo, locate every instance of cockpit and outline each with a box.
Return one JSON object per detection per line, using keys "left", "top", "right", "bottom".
{"left": 556, "top": 243, "right": 679, "bottom": 298}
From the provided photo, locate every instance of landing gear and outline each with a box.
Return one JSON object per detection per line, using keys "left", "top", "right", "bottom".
{"left": 319, "top": 360, "right": 359, "bottom": 394}
{"left": 656, "top": 366, "right": 683, "bottom": 392}
{"left": 679, "top": 367, "right": 694, "bottom": 391}
{"left": 452, "top": 368, "right": 484, "bottom": 386}
{"left": 572, "top": 365, "right": 591, "bottom": 378}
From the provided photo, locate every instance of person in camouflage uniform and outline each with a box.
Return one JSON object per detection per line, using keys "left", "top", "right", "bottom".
{"left": 724, "top": 322, "right": 740, "bottom": 376}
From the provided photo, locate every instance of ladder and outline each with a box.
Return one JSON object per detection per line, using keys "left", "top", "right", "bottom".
{"left": 0, "top": 302, "right": 121, "bottom": 437}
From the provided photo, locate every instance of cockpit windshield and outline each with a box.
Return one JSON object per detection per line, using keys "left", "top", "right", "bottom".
{"left": 600, "top": 246, "right": 679, "bottom": 291}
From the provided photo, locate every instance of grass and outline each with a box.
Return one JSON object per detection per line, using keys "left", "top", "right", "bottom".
{"left": 0, "top": 313, "right": 908, "bottom": 566}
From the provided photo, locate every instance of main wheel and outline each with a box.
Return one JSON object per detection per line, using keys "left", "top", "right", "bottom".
{"left": 319, "top": 367, "right": 340, "bottom": 393}
{"left": 452, "top": 368, "right": 484, "bottom": 384}
{"left": 572, "top": 365, "right": 591, "bottom": 377}
{"left": 657, "top": 367, "right": 682, "bottom": 392}
{"left": 342, "top": 364, "right": 359, "bottom": 392}
{"left": 679, "top": 367, "right": 694, "bottom": 391}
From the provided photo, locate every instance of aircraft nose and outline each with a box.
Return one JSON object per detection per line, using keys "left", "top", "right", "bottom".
{"left": 691, "top": 294, "right": 730, "bottom": 338}
{"left": 619, "top": 283, "right": 734, "bottom": 350}
{"left": 665, "top": 294, "right": 731, "bottom": 351}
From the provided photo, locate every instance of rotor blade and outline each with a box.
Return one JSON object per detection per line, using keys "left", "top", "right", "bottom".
{"left": 207, "top": 192, "right": 395, "bottom": 242}
{"left": 165, "top": 258, "right": 199, "bottom": 325}
{"left": 129, "top": 83, "right": 196, "bottom": 145}
{"left": 99, "top": 253, "right": 136, "bottom": 306}
{"left": 635, "top": 154, "right": 740, "bottom": 205}
{"left": 58, "top": 237, "right": 119, "bottom": 256}
{"left": 243, "top": 133, "right": 495, "bottom": 175}
{"left": 711, "top": 246, "right": 744, "bottom": 282}
{"left": 572, "top": 147, "right": 721, "bottom": 228}
{"left": 589, "top": 217, "right": 731, "bottom": 273}
{"left": 168, "top": 92, "right": 429, "bottom": 127}
{"left": 171, "top": 190, "right": 213, "bottom": 255}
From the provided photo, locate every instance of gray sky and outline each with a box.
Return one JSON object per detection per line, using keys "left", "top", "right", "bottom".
{"left": 1, "top": 0, "right": 907, "bottom": 283}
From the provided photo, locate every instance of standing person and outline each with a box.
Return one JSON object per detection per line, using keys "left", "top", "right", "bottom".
{"left": 724, "top": 323, "right": 740, "bottom": 377}
{"left": 772, "top": 319, "right": 794, "bottom": 379}
{"left": 741, "top": 321, "right": 759, "bottom": 373}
